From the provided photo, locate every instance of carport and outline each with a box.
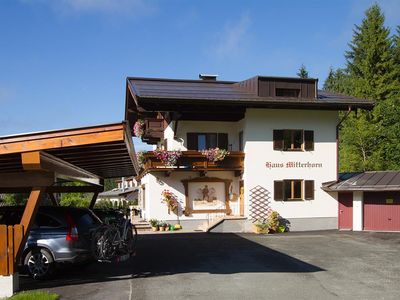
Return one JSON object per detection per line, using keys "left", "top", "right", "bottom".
{"left": 0, "top": 122, "right": 138, "bottom": 297}
{"left": 323, "top": 171, "right": 400, "bottom": 232}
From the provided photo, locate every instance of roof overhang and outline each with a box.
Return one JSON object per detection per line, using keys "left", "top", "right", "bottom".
{"left": 0, "top": 122, "right": 139, "bottom": 191}
{"left": 322, "top": 172, "right": 400, "bottom": 192}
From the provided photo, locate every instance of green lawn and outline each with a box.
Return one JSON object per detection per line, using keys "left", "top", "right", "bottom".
{"left": 7, "top": 291, "right": 59, "bottom": 300}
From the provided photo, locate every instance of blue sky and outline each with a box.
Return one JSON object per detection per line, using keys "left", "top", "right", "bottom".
{"left": 0, "top": 0, "right": 399, "bottom": 151}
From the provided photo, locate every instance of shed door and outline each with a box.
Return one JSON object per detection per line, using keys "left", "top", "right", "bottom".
{"left": 338, "top": 193, "right": 353, "bottom": 230}
{"left": 364, "top": 192, "right": 400, "bottom": 231}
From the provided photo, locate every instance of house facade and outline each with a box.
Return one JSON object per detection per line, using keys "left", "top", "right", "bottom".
{"left": 126, "top": 75, "right": 373, "bottom": 231}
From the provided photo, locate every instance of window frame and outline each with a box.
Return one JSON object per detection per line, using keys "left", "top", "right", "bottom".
{"left": 273, "top": 129, "right": 314, "bottom": 152}
{"left": 187, "top": 132, "right": 228, "bottom": 151}
{"left": 274, "top": 179, "right": 314, "bottom": 201}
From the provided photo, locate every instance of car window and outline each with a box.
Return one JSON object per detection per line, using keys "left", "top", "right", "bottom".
{"left": 76, "top": 212, "right": 101, "bottom": 230}
{"left": 35, "top": 213, "right": 61, "bottom": 228}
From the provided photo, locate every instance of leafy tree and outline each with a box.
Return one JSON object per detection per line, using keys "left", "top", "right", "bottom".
{"left": 59, "top": 182, "right": 91, "bottom": 207}
{"left": 2, "top": 193, "right": 29, "bottom": 206}
{"left": 104, "top": 178, "right": 117, "bottom": 191}
{"left": 297, "top": 64, "right": 309, "bottom": 78}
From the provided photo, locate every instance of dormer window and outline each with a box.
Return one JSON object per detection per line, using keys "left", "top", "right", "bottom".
{"left": 275, "top": 88, "right": 300, "bottom": 98}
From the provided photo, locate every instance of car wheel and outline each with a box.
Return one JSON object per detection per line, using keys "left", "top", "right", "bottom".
{"left": 24, "top": 248, "right": 55, "bottom": 280}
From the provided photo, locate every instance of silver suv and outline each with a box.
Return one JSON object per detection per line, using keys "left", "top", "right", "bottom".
{"left": 0, "top": 206, "right": 102, "bottom": 279}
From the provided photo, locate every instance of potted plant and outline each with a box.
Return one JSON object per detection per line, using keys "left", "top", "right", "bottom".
{"left": 201, "top": 148, "right": 229, "bottom": 165}
{"left": 149, "top": 219, "right": 159, "bottom": 232}
{"left": 267, "top": 211, "right": 280, "bottom": 233}
{"left": 153, "top": 149, "right": 182, "bottom": 167}
{"left": 133, "top": 119, "right": 145, "bottom": 138}
{"left": 159, "top": 221, "right": 168, "bottom": 231}
{"left": 253, "top": 222, "right": 269, "bottom": 234}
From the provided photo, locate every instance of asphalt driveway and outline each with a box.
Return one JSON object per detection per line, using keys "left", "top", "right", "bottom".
{"left": 20, "top": 231, "right": 400, "bottom": 300}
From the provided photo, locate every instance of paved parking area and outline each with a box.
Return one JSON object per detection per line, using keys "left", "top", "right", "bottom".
{"left": 20, "top": 231, "right": 400, "bottom": 300}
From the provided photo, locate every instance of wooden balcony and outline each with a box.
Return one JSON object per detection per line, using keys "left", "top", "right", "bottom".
{"left": 141, "top": 119, "right": 165, "bottom": 144}
{"left": 142, "top": 151, "right": 244, "bottom": 175}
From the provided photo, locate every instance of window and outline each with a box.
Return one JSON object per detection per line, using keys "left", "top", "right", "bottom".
{"left": 35, "top": 213, "right": 61, "bottom": 228}
{"left": 187, "top": 133, "right": 228, "bottom": 150}
{"left": 276, "top": 88, "right": 300, "bottom": 98}
{"left": 274, "top": 180, "right": 314, "bottom": 201}
{"left": 273, "top": 129, "right": 314, "bottom": 151}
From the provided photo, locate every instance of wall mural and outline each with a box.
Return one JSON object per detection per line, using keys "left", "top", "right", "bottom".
{"left": 190, "top": 182, "right": 226, "bottom": 210}
{"left": 181, "top": 177, "right": 232, "bottom": 216}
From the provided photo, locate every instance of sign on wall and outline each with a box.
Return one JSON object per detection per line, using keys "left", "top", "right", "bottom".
{"left": 266, "top": 161, "right": 323, "bottom": 169}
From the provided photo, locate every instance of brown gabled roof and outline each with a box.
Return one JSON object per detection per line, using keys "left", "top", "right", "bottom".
{"left": 127, "top": 76, "right": 374, "bottom": 110}
{"left": 322, "top": 171, "right": 400, "bottom": 192}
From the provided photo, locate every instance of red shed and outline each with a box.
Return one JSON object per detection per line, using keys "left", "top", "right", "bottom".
{"left": 323, "top": 172, "right": 400, "bottom": 232}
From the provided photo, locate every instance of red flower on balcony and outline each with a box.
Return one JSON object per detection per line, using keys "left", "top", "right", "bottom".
{"left": 153, "top": 149, "right": 182, "bottom": 167}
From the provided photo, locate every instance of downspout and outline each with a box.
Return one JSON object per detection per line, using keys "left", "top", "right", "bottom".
{"left": 336, "top": 106, "right": 352, "bottom": 180}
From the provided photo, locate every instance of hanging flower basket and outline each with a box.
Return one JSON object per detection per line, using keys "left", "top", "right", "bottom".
{"left": 161, "top": 190, "right": 179, "bottom": 214}
{"left": 201, "top": 148, "right": 230, "bottom": 162}
{"left": 136, "top": 151, "right": 146, "bottom": 169}
{"left": 133, "top": 119, "right": 145, "bottom": 138}
{"left": 153, "top": 149, "right": 182, "bottom": 167}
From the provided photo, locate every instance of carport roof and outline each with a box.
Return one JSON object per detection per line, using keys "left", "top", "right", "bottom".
{"left": 322, "top": 171, "right": 400, "bottom": 192}
{"left": 0, "top": 122, "right": 139, "bottom": 181}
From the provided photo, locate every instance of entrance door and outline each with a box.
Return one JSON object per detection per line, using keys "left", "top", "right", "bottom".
{"left": 338, "top": 192, "right": 353, "bottom": 230}
{"left": 364, "top": 192, "right": 400, "bottom": 231}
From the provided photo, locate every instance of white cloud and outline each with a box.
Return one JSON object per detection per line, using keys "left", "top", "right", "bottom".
{"left": 213, "top": 13, "right": 251, "bottom": 58}
{"left": 20, "top": 0, "right": 155, "bottom": 16}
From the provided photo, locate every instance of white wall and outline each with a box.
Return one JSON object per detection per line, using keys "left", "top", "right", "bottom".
{"left": 141, "top": 171, "right": 240, "bottom": 221}
{"left": 243, "top": 109, "right": 338, "bottom": 220}
{"left": 165, "top": 120, "right": 243, "bottom": 151}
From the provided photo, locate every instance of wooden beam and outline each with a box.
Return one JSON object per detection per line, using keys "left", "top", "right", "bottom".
{"left": 0, "top": 185, "right": 104, "bottom": 194}
{"left": 21, "top": 151, "right": 102, "bottom": 186}
{"left": 123, "top": 122, "right": 140, "bottom": 174}
{"left": 0, "top": 125, "right": 125, "bottom": 155}
{"left": 48, "top": 193, "right": 59, "bottom": 206}
{"left": 89, "top": 192, "right": 99, "bottom": 209}
{"left": 0, "top": 171, "right": 55, "bottom": 188}
{"left": 16, "top": 188, "right": 44, "bottom": 260}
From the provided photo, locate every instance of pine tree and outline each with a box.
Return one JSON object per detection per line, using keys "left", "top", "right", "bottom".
{"left": 337, "top": 4, "right": 399, "bottom": 171}
{"left": 323, "top": 67, "right": 351, "bottom": 94}
{"left": 297, "top": 64, "right": 309, "bottom": 78}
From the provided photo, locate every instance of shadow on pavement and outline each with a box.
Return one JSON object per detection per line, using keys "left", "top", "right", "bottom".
{"left": 20, "top": 233, "right": 324, "bottom": 290}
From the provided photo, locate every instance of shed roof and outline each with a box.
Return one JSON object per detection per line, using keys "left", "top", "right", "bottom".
{"left": 322, "top": 171, "right": 400, "bottom": 192}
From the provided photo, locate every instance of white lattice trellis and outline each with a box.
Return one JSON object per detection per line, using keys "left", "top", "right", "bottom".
{"left": 249, "top": 185, "right": 272, "bottom": 223}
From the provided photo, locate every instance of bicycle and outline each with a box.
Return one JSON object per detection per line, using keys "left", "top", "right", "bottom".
{"left": 92, "top": 217, "right": 137, "bottom": 262}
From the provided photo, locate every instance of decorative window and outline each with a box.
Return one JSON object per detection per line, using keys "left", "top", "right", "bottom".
{"left": 187, "top": 133, "right": 228, "bottom": 150}
{"left": 276, "top": 88, "right": 300, "bottom": 98}
{"left": 273, "top": 129, "right": 314, "bottom": 151}
{"left": 274, "top": 180, "right": 314, "bottom": 201}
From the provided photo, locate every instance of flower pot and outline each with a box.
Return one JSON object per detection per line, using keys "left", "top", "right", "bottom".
{"left": 159, "top": 226, "right": 166, "bottom": 232}
{"left": 151, "top": 226, "right": 158, "bottom": 232}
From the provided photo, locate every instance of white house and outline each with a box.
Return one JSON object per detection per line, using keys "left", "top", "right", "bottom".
{"left": 126, "top": 75, "right": 373, "bottom": 231}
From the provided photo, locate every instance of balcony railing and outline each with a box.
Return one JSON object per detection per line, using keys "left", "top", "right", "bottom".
{"left": 142, "top": 151, "right": 244, "bottom": 173}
